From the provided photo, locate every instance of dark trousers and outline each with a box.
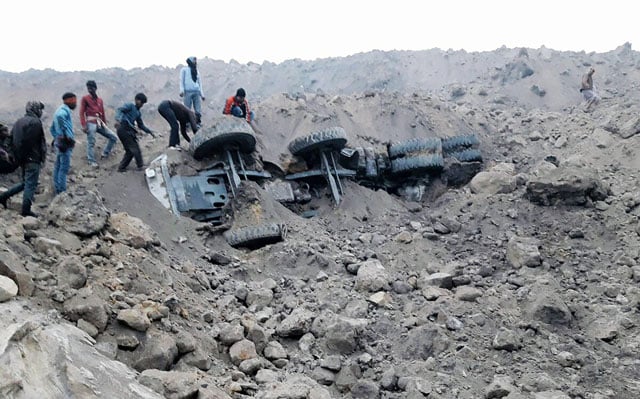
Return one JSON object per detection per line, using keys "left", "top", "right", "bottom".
{"left": 0, "top": 162, "right": 41, "bottom": 214}
{"left": 158, "top": 101, "right": 181, "bottom": 147}
{"left": 117, "top": 126, "right": 143, "bottom": 171}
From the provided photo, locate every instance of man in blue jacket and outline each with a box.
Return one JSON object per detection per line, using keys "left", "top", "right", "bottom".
{"left": 0, "top": 101, "right": 46, "bottom": 216}
{"left": 114, "top": 93, "right": 155, "bottom": 172}
{"left": 50, "top": 92, "right": 77, "bottom": 195}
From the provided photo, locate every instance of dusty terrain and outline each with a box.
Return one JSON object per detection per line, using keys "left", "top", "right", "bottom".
{"left": 1, "top": 43, "right": 640, "bottom": 399}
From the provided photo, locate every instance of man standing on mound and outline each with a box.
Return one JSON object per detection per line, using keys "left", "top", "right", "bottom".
{"left": 114, "top": 93, "right": 155, "bottom": 172}
{"left": 51, "top": 93, "right": 77, "bottom": 195}
{"left": 80, "top": 80, "right": 118, "bottom": 167}
{"left": 0, "top": 101, "right": 46, "bottom": 217}
{"left": 157, "top": 100, "right": 199, "bottom": 149}
{"left": 179, "top": 56, "right": 205, "bottom": 128}
{"left": 223, "top": 88, "right": 254, "bottom": 123}
{"left": 580, "top": 67, "right": 600, "bottom": 112}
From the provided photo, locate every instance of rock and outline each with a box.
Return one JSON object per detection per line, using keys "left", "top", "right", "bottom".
{"left": 320, "top": 355, "right": 342, "bottom": 371}
{"left": 108, "top": 212, "right": 158, "bottom": 249}
{"left": 0, "top": 305, "right": 162, "bottom": 399}
{"left": 526, "top": 166, "right": 609, "bottom": 206}
{"left": 506, "top": 236, "right": 542, "bottom": 268}
{"left": 138, "top": 369, "right": 199, "bottom": 399}
{"left": 368, "top": 291, "right": 392, "bottom": 307}
{"left": 417, "top": 272, "right": 453, "bottom": 289}
{"left": 398, "top": 325, "right": 449, "bottom": 360}
{"left": 56, "top": 255, "right": 87, "bottom": 289}
{"left": 380, "top": 367, "right": 398, "bottom": 390}
{"left": 527, "top": 282, "right": 572, "bottom": 325}
{"left": 335, "top": 365, "right": 362, "bottom": 393}
{"left": 229, "top": 339, "right": 258, "bottom": 365}
{"left": 219, "top": 322, "right": 245, "bottom": 345}
{"left": 117, "top": 308, "right": 152, "bottom": 332}
{"left": 354, "top": 259, "right": 390, "bottom": 292}
{"left": 325, "top": 319, "right": 358, "bottom": 354}
{"left": 455, "top": 285, "right": 483, "bottom": 301}
{"left": 619, "top": 116, "right": 640, "bottom": 139}
{"left": 63, "top": 289, "right": 109, "bottom": 331}
{"left": 263, "top": 341, "right": 288, "bottom": 360}
{"left": 276, "top": 307, "right": 315, "bottom": 337}
{"left": 117, "top": 334, "right": 140, "bottom": 350}
{"left": 351, "top": 379, "right": 380, "bottom": 398}
{"left": 533, "top": 392, "right": 571, "bottom": 399}
{"left": 131, "top": 331, "right": 179, "bottom": 371}
{"left": 77, "top": 318, "right": 99, "bottom": 338}
{"left": 0, "top": 275, "right": 18, "bottom": 302}
{"left": 239, "top": 357, "right": 269, "bottom": 375}
{"left": 0, "top": 243, "right": 34, "bottom": 296}
{"left": 444, "top": 158, "right": 483, "bottom": 187}
{"left": 485, "top": 375, "right": 516, "bottom": 398}
{"left": 47, "top": 188, "right": 110, "bottom": 237}
{"left": 492, "top": 327, "right": 522, "bottom": 351}
{"left": 311, "top": 367, "right": 336, "bottom": 385}
{"left": 469, "top": 165, "right": 517, "bottom": 195}
{"left": 255, "top": 369, "right": 278, "bottom": 384}
{"left": 174, "top": 331, "right": 197, "bottom": 354}
{"left": 180, "top": 348, "right": 212, "bottom": 371}
{"left": 591, "top": 127, "right": 613, "bottom": 148}
{"left": 33, "top": 237, "right": 64, "bottom": 255}
{"left": 394, "top": 230, "right": 413, "bottom": 243}
{"left": 246, "top": 288, "right": 274, "bottom": 309}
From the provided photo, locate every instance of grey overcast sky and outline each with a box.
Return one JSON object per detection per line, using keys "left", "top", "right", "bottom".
{"left": 0, "top": 0, "right": 634, "bottom": 73}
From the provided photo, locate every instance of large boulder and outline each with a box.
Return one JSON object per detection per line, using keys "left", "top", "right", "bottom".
{"left": 469, "top": 163, "right": 517, "bottom": 195}
{"left": 0, "top": 301, "right": 162, "bottom": 399}
{"left": 526, "top": 166, "right": 609, "bottom": 206}
{"left": 47, "top": 188, "right": 110, "bottom": 237}
{"left": 108, "top": 212, "right": 158, "bottom": 249}
{"left": 0, "top": 243, "right": 34, "bottom": 296}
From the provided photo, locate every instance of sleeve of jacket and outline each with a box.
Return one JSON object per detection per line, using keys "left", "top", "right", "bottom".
{"left": 179, "top": 68, "right": 186, "bottom": 93}
{"left": 136, "top": 116, "right": 152, "bottom": 134}
{"left": 245, "top": 100, "right": 252, "bottom": 122}
{"left": 79, "top": 96, "right": 87, "bottom": 129}
{"left": 223, "top": 97, "right": 233, "bottom": 115}
{"left": 198, "top": 76, "right": 204, "bottom": 97}
{"left": 37, "top": 120, "right": 47, "bottom": 162}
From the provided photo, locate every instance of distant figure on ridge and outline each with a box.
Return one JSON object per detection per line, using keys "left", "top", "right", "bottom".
{"left": 157, "top": 100, "right": 199, "bottom": 150}
{"left": 580, "top": 67, "right": 600, "bottom": 112}
{"left": 0, "top": 101, "right": 46, "bottom": 217}
{"left": 179, "top": 56, "right": 205, "bottom": 128}
{"left": 223, "top": 88, "right": 254, "bottom": 123}
{"left": 114, "top": 93, "right": 155, "bottom": 172}
{"left": 51, "top": 92, "right": 77, "bottom": 196}
{"left": 80, "top": 80, "right": 118, "bottom": 167}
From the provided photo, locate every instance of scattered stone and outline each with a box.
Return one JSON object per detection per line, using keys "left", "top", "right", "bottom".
{"left": 418, "top": 272, "right": 453, "bottom": 289}
{"left": 219, "top": 323, "right": 245, "bottom": 345}
{"left": 138, "top": 369, "right": 199, "bottom": 399}
{"left": 56, "top": 255, "right": 87, "bottom": 289}
{"left": 117, "top": 308, "right": 151, "bottom": 332}
{"left": 455, "top": 285, "right": 483, "bottom": 301}
{"left": 108, "top": 212, "right": 158, "bottom": 249}
{"left": 492, "top": 327, "right": 522, "bottom": 351}
{"left": 0, "top": 275, "right": 18, "bottom": 302}
{"left": 117, "top": 334, "right": 140, "bottom": 350}
{"left": 507, "top": 236, "right": 542, "bottom": 268}
{"left": 354, "top": 259, "right": 390, "bottom": 292}
{"left": 46, "top": 189, "right": 110, "bottom": 237}
{"left": 526, "top": 166, "right": 609, "bottom": 206}
{"left": 368, "top": 291, "right": 392, "bottom": 307}
{"left": 63, "top": 289, "right": 109, "bottom": 332}
{"left": 485, "top": 375, "right": 516, "bottom": 398}
{"left": 229, "top": 339, "right": 258, "bottom": 365}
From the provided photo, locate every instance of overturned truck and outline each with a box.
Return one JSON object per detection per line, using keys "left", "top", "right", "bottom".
{"left": 145, "top": 117, "right": 483, "bottom": 248}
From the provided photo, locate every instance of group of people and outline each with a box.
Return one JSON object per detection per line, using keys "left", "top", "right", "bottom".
{"left": 0, "top": 55, "right": 255, "bottom": 217}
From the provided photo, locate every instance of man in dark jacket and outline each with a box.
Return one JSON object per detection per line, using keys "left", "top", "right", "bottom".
{"left": 114, "top": 93, "right": 155, "bottom": 172}
{"left": 0, "top": 101, "right": 46, "bottom": 217}
{"left": 158, "top": 100, "right": 199, "bottom": 149}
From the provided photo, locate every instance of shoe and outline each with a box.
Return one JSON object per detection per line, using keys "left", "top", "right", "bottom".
{"left": 21, "top": 210, "right": 38, "bottom": 218}
{"left": 136, "top": 165, "right": 145, "bottom": 171}
{"left": 100, "top": 153, "right": 109, "bottom": 160}
{"left": 168, "top": 146, "right": 182, "bottom": 151}
{"left": 117, "top": 168, "right": 126, "bottom": 173}
{"left": 0, "top": 197, "right": 7, "bottom": 209}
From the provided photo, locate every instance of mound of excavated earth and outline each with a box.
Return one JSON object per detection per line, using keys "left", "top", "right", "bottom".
{"left": 2, "top": 45, "right": 640, "bottom": 398}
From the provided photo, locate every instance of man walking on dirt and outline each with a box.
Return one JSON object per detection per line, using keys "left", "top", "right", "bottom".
{"left": 223, "top": 88, "right": 254, "bottom": 123}
{"left": 80, "top": 80, "right": 118, "bottom": 167}
{"left": 51, "top": 93, "right": 77, "bottom": 195}
{"left": 0, "top": 101, "right": 46, "bottom": 217}
{"left": 179, "top": 56, "right": 205, "bottom": 128}
{"left": 114, "top": 93, "right": 155, "bottom": 172}
{"left": 158, "top": 100, "right": 199, "bottom": 149}
{"left": 580, "top": 67, "right": 600, "bottom": 112}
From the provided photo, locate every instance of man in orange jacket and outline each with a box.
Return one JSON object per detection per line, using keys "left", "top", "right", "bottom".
{"left": 223, "top": 88, "right": 254, "bottom": 122}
